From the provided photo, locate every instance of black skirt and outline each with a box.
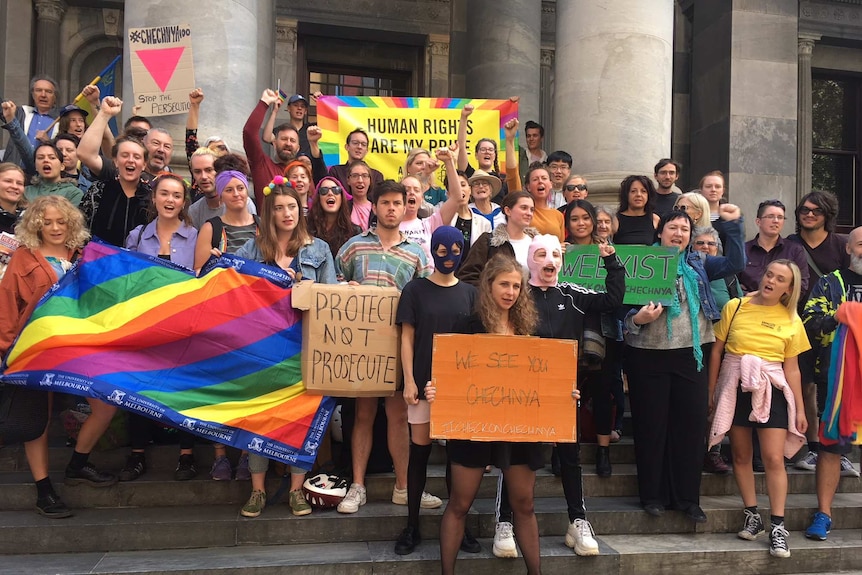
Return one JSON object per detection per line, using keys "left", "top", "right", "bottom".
{"left": 446, "top": 439, "right": 545, "bottom": 471}
{"left": 732, "top": 384, "right": 789, "bottom": 429}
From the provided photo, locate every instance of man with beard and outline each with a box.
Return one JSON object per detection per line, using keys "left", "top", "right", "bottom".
{"left": 328, "top": 128, "right": 384, "bottom": 190}
{"left": 335, "top": 180, "right": 433, "bottom": 515}
{"left": 802, "top": 226, "right": 862, "bottom": 543}
{"left": 787, "top": 191, "right": 851, "bottom": 472}
{"left": 243, "top": 89, "right": 327, "bottom": 207}
{"left": 187, "top": 147, "right": 256, "bottom": 230}
{"left": 653, "top": 158, "right": 682, "bottom": 217}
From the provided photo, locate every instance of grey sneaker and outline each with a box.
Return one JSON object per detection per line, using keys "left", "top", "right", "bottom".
{"left": 794, "top": 450, "right": 817, "bottom": 471}
{"left": 840, "top": 455, "right": 860, "bottom": 478}
{"left": 210, "top": 456, "right": 232, "bottom": 481}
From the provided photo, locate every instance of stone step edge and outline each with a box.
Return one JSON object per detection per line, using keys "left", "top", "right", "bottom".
{"left": 1, "top": 531, "right": 859, "bottom": 575}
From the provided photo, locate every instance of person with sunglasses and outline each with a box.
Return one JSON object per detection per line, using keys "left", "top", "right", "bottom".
{"left": 787, "top": 192, "right": 853, "bottom": 475}
{"left": 307, "top": 176, "right": 360, "bottom": 263}
{"left": 673, "top": 192, "right": 711, "bottom": 229}
{"left": 558, "top": 175, "right": 589, "bottom": 214}
{"left": 738, "top": 199, "right": 808, "bottom": 296}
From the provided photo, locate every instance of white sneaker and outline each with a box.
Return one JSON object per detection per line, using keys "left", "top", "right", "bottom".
{"left": 565, "top": 518, "right": 600, "bottom": 556}
{"left": 391, "top": 487, "right": 443, "bottom": 509}
{"left": 795, "top": 451, "right": 817, "bottom": 471}
{"left": 840, "top": 455, "right": 860, "bottom": 478}
{"left": 492, "top": 521, "right": 518, "bottom": 558}
{"left": 337, "top": 483, "right": 366, "bottom": 514}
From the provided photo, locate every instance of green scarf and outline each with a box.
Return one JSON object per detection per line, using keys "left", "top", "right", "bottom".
{"left": 665, "top": 252, "right": 704, "bottom": 371}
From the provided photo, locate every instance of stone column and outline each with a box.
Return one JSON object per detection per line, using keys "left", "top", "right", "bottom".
{"left": 797, "top": 34, "right": 819, "bottom": 199}
{"left": 540, "top": 48, "right": 554, "bottom": 150}
{"left": 553, "top": 0, "right": 675, "bottom": 198}
{"left": 34, "top": 0, "right": 67, "bottom": 81}
{"left": 122, "top": 0, "right": 274, "bottom": 159}
{"left": 465, "top": 0, "right": 541, "bottom": 129}
{"left": 428, "top": 35, "right": 450, "bottom": 98}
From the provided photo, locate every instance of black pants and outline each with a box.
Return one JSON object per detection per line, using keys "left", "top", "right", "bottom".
{"left": 129, "top": 413, "right": 195, "bottom": 451}
{"left": 625, "top": 345, "right": 710, "bottom": 509}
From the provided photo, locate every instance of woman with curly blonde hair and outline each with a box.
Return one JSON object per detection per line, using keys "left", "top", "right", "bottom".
{"left": 0, "top": 195, "right": 118, "bottom": 520}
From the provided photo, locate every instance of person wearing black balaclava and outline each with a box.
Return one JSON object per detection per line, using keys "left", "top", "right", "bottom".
{"left": 392, "top": 226, "right": 478, "bottom": 556}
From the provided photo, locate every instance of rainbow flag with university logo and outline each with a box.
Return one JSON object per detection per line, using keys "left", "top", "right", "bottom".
{"left": 0, "top": 240, "right": 334, "bottom": 469}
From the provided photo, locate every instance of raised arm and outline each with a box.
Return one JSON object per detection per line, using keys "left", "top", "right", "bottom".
{"left": 79, "top": 96, "right": 123, "bottom": 176}
{"left": 504, "top": 117, "right": 521, "bottom": 192}
{"left": 81, "top": 85, "right": 114, "bottom": 157}
{"left": 435, "top": 144, "right": 461, "bottom": 225}
{"left": 261, "top": 99, "right": 281, "bottom": 145}
{"left": 185, "top": 88, "right": 203, "bottom": 159}
{"left": 1, "top": 101, "right": 35, "bottom": 176}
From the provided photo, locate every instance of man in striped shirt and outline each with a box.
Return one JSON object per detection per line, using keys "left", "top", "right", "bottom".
{"left": 335, "top": 179, "right": 431, "bottom": 514}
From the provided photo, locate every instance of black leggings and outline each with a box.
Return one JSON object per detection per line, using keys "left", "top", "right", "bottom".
{"left": 129, "top": 413, "right": 195, "bottom": 451}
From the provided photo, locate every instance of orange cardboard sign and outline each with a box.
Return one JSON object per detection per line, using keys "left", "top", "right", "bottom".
{"left": 430, "top": 334, "right": 578, "bottom": 442}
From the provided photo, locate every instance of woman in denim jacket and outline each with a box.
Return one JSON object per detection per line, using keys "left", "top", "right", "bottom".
{"left": 622, "top": 206, "right": 744, "bottom": 523}
{"left": 235, "top": 178, "right": 335, "bottom": 519}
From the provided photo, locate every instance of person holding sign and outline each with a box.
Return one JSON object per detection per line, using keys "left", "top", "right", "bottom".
{"left": 334, "top": 179, "right": 433, "bottom": 515}
{"left": 393, "top": 226, "right": 478, "bottom": 556}
{"left": 426, "top": 254, "right": 550, "bottom": 575}
{"left": 235, "top": 178, "right": 336, "bottom": 518}
{"left": 623, "top": 206, "right": 745, "bottom": 523}
{"left": 525, "top": 233, "right": 624, "bottom": 555}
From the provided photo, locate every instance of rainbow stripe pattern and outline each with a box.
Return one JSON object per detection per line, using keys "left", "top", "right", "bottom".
{"left": 1, "top": 241, "right": 334, "bottom": 469}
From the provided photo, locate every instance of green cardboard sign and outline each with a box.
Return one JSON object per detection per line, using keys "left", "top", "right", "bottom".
{"left": 560, "top": 244, "right": 680, "bottom": 305}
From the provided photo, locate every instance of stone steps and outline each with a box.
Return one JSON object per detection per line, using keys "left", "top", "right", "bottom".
{"left": 1, "top": 531, "right": 859, "bottom": 575}
{"left": 0, "top": 493, "right": 860, "bottom": 555}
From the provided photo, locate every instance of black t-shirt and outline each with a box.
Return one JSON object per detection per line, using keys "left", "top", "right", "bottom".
{"left": 396, "top": 277, "right": 476, "bottom": 397}
{"left": 654, "top": 191, "right": 680, "bottom": 217}
{"left": 841, "top": 268, "right": 862, "bottom": 303}
{"left": 788, "top": 232, "right": 849, "bottom": 301}
{"left": 454, "top": 216, "right": 473, "bottom": 266}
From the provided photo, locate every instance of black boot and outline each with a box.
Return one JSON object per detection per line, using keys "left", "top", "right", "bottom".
{"left": 595, "top": 446, "right": 611, "bottom": 478}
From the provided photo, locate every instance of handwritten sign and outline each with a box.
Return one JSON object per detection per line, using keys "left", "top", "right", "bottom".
{"left": 292, "top": 282, "right": 400, "bottom": 397}
{"left": 316, "top": 97, "right": 518, "bottom": 187}
{"left": 430, "top": 334, "right": 577, "bottom": 442}
{"left": 129, "top": 24, "right": 195, "bottom": 117}
{"left": 560, "top": 244, "right": 679, "bottom": 306}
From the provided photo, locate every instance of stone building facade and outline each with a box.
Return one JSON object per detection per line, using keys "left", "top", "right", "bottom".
{"left": 1, "top": 0, "right": 860, "bottom": 231}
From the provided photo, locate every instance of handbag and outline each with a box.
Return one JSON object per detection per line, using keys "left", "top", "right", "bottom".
{"left": 580, "top": 312, "right": 606, "bottom": 370}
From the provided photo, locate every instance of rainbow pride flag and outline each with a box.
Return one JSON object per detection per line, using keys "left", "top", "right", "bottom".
{"left": 0, "top": 241, "right": 334, "bottom": 469}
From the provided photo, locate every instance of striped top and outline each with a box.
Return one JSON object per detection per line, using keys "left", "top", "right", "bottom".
{"left": 336, "top": 229, "right": 431, "bottom": 291}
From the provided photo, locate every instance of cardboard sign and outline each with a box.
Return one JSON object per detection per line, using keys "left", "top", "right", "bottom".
{"left": 129, "top": 24, "right": 195, "bottom": 117}
{"left": 316, "top": 97, "right": 518, "bottom": 188}
{"left": 430, "top": 334, "right": 578, "bottom": 442}
{"left": 292, "top": 282, "right": 400, "bottom": 397}
{"left": 560, "top": 244, "right": 680, "bottom": 306}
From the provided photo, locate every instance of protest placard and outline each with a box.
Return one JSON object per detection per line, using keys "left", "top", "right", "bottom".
{"left": 292, "top": 282, "right": 400, "bottom": 397}
{"left": 430, "top": 334, "right": 577, "bottom": 442}
{"left": 316, "top": 97, "right": 518, "bottom": 187}
{"left": 560, "top": 244, "right": 680, "bottom": 306}
{"left": 128, "top": 24, "right": 195, "bottom": 117}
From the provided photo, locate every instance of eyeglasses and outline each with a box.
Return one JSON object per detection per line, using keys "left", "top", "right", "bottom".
{"left": 348, "top": 140, "right": 368, "bottom": 148}
{"left": 694, "top": 240, "right": 717, "bottom": 247}
{"left": 318, "top": 186, "right": 342, "bottom": 196}
{"left": 759, "top": 214, "right": 786, "bottom": 221}
{"left": 470, "top": 180, "right": 491, "bottom": 187}
{"left": 798, "top": 206, "right": 824, "bottom": 217}
{"left": 476, "top": 147, "right": 496, "bottom": 154}
{"left": 349, "top": 173, "right": 370, "bottom": 180}
{"left": 675, "top": 204, "right": 697, "bottom": 213}
{"left": 564, "top": 184, "right": 587, "bottom": 192}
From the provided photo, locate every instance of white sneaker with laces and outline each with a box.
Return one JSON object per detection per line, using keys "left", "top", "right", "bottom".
{"left": 794, "top": 451, "right": 817, "bottom": 471}
{"left": 840, "top": 455, "right": 860, "bottom": 478}
{"left": 337, "top": 483, "right": 366, "bottom": 514}
{"left": 492, "top": 521, "right": 518, "bottom": 558}
{"left": 565, "top": 518, "right": 600, "bottom": 556}
{"left": 769, "top": 523, "right": 791, "bottom": 558}
{"left": 391, "top": 487, "right": 443, "bottom": 508}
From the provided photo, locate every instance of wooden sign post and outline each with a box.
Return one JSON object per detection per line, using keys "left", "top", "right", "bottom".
{"left": 430, "top": 334, "right": 578, "bottom": 442}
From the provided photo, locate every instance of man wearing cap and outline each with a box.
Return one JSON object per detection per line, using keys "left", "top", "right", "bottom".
{"left": 285, "top": 94, "right": 313, "bottom": 155}
{"left": 327, "top": 128, "right": 384, "bottom": 189}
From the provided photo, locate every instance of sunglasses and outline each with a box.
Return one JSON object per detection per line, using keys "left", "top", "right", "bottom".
{"left": 798, "top": 206, "right": 824, "bottom": 216}
{"left": 694, "top": 240, "right": 717, "bottom": 247}
{"left": 318, "top": 186, "right": 342, "bottom": 196}
{"left": 564, "top": 184, "right": 587, "bottom": 192}
{"left": 675, "top": 204, "right": 698, "bottom": 213}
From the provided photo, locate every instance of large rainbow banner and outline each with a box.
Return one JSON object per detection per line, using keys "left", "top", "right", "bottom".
{"left": 0, "top": 241, "right": 334, "bottom": 469}
{"left": 317, "top": 97, "right": 518, "bottom": 187}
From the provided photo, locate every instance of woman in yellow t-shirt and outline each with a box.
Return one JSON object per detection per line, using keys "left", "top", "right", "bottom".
{"left": 708, "top": 260, "right": 810, "bottom": 559}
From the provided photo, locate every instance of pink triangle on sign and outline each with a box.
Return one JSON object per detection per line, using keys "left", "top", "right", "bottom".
{"left": 136, "top": 47, "right": 185, "bottom": 92}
